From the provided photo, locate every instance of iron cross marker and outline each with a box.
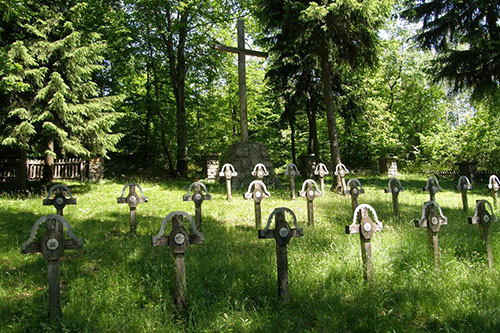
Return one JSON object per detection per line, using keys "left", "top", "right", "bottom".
{"left": 152, "top": 211, "right": 203, "bottom": 308}
{"left": 258, "top": 208, "right": 303, "bottom": 303}
{"left": 43, "top": 184, "right": 76, "bottom": 216}
{"left": 183, "top": 182, "right": 212, "bottom": 232}
{"left": 423, "top": 176, "right": 442, "bottom": 202}
{"left": 457, "top": 176, "right": 472, "bottom": 212}
{"left": 252, "top": 163, "right": 269, "bottom": 181}
{"left": 384, "top": 178, "right": 404, "bottom": 217}
{"left": 219, "top": 163, "right": 237, "bottom": 201}
{"left": 214, "top": 19, "right": 268, "bottom": 143}
{"left": 21, "top": 214, "right": 82, "bottom": 321}
{"left": 488, "top": 175, "right": 500, "bottom": 209}
{"left": 468, "top": 200, "right": 497, "bottom": 268}
{"left": 314, "top": 163, "right": 329, "bottom": 196}
{"left": 334, "top": 163, "right": 349, "bottom": 194}
{"left": 345, "top": 178, "right": 365, "bottom": 213}
{"left": 244, "top": 180, "right": 271, "bottom": 230}
{"left": 117, "top": 183, "right": 148, "bottom": 235}
{"left": 284, "top": 163, "right": 300, "bottom": 200}
{"left": 414, "top": 200, "right": 448, "bottom": 270}
{"left": 299, "top": 179, "right": 321, "bottom": 226}
{"left": 345, "top": 204, "right": 383, "bottom": 282}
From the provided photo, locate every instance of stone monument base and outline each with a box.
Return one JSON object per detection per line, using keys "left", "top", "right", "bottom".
{"left": 222, "top": 142, "right": 277, "bottom": 189}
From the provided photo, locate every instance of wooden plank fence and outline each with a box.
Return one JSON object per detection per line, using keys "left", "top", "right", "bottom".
{"left": 0, "top": 158, "right": 86, "bottom": 181}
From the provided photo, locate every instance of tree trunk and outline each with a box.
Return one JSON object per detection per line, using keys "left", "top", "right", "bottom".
{"left": 44, "top": 139, "right": 54, "bottom": 183}
{"left": 318, "top": 43, "right": 341, "bottom": 187}
{"left": 305, "top": 94, "right": 320, "bottom": 162}
{"left": 286, "top": 104, "right": 297, "bottom": 165}
{"left": 17, "top": 148, "right": 27, "bottom": 189}
{"left": 143, "top": 66, "right": 152, "bottom": 167}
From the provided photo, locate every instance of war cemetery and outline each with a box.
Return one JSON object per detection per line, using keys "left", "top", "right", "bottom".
{"left": 1, "top": 1, "right": 500, "bottom": 331}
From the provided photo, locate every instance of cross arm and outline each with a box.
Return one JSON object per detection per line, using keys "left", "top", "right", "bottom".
{"left": 214, "top": 44, "right": 268, "bottom": 58}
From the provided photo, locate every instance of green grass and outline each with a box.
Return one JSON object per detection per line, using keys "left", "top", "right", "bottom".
{"left": 2, "top": 174, "right": 500, "bottom": 332}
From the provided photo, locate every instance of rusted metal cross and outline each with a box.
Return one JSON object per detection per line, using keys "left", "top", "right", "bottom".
{"left": 345, "top": 204, "right": 383, "bottom": 282}
{"left": 414, "top": 200, "right": 448, "bottom": 270}
{"left": 384, "top": 178, "right": 404, "bottom": 217}
{"left": 117, "top": 183, "right": 148, "bottom": 235}
{"left": 284, "top": 163, "right": 300, "bottom": 200}
{"left": 244, "top": 180, "right": 271, "bottom": 230}
{"left": 468, "top": 200, "right": 497, "bottom": 268}
{"left": 258, "top": 208, "right": 303, "bottom": 303}
{"left": 219, "top": 163, "right": 237, "bottom": 201}
{"left": 345, "top": 178, "right": 364, "bottom": 213}
{"left": 299, "top": 179, "right": 321, "bottom": 226}
{"left": 21, "top": 214, "right": 82, "bottom": 321}
{"left": 183, "top": 182, "right": 212, "bottom": 232}
{"left": 457, "top": 176, "right": 472, "bottom": 212}
{"left": 152, "top": 212, "right": 203, "bottom": 308}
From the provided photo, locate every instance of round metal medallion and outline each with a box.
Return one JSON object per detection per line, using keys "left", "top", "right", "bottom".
{"left": 174, "top": 233, "right": 186, "bottom": 245}
{"left": 56, "top": 197, "right": 64, "bottom": 205}
{"left": 279, "top": 227, "right": 289, "bottom": 238}
{"left": 308, "top": 190, "right": 314, "bottom": 197}
{"left": 484, "top": 215, "right": 490, "bottom": 223}
{"left": 195, "top": 193, "right": 202, "bottom": 201}
{"left": 46, "top": 238, "right": 59, "bottom": 251}
{"left": 431, "top": 217, "right": 439, "bottom": 225}
{"left": 255, "top": 191, "right": 262, "bottom": 198}
{"left": 363, "top": 223, "right": 372, "bottom": 232}
{"left": 129, "top": 196, "right": 137, "bottom": 203}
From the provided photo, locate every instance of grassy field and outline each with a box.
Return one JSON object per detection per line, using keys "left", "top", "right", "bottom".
{"left": 1, "top": 174, "right": 500, "bottom": 332}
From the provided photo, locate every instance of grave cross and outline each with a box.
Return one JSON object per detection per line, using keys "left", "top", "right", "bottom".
{"left": 334, "top": 163, "right": 349, "bottom": 195}
{"left": 214, "top": 19, "right": 268, "bottom": 143}
{"left": 314, "top": 163, "right": 329, "bottom": 196}
{"left": 244, "top": 180, "right": 271, "bottom": 229}
{"left": 457, "top": 176, "right": 472, "bottom": 212}
{"left": 152, "top": 211, "right": 203, "bottom": 308}
{"left": 468, "top": 200, "right": 497, "bottom": 268}
{"left": 345, "top": 178, "right": 364, "bottom": 213}
{"left": 21, "top": 214, "right": 82, "bottom": 321}
{"left": 345, "top": 204, "right": 383, "bottom": 282}
{"left": 183, "top": 182, "right": 212, "bottom": 232}
{"left": 285, "top": 163, "right": 300, "bottom": 200}
{"left": 117, "top": 183, "right": 148, "bottom": 235}
{"left": 298, "top": 179, "right": 321, "bottom": 226}
{"left": 43, "top": 184, "right": 76, "bottom": 216}
{"left": 258, "top": 208, "right": 303, "bottom": 302}
{"left": 423, "top": 176, "right": 441, "bottom": 201}
{"left": 488, "top": 175, "right": 500, "bottom": 209}
{"left": 219, "top": 163, "right": 237, "bottom": 201}
{"left": 384, "top": 178, "right": 404, "bottom": 217}
{"left": 414, "top": 200, "right": 448, "bottom": 270}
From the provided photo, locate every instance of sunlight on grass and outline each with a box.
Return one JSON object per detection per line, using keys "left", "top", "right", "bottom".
{"left": 1, "top": 175, "right": 500, "bottom": 331}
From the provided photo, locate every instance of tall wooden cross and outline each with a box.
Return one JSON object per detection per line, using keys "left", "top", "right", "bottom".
{"left": 215, "top": 19, "right": 268, "bottom": 143}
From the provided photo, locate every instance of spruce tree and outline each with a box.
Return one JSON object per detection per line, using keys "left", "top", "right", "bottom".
{"left": 1, "top": 2, "right": 122, "bottom": 184}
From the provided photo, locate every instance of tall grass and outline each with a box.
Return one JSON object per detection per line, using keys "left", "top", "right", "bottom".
{"left": 1, "top": 175, "right": 500, "bottom": 331}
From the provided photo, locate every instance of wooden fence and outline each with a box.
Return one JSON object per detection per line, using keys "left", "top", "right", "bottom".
{"left": 434, "top": 169, "right": 500, "bottom": 182}
{"left": 0, "top": 158, "right": 86, "bottom": 181}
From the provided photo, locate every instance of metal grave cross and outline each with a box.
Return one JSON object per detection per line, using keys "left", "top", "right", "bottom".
{"left": 152, "top": 211, "right": 203, "bottom": 308}
{"left": 21, "top": 214, "right": 82, "bottom": 321}
{"left": 345, "top": 204, "right": 383, "bottom": 282}
{"left": 334, "top": 163, "right": 349, "bottom": 195}
{"left": 414, "top": 200, "right": 448, "bottom": 270}
{"left": 183, "top": 182, "right": 212, "bottom": 232}
{"left": 43, "top": 184, "right": 76, "bottom": 216}
{"left": 258, "top": 208, "right": 303, "bottom": 303}
{"left": 314, "top": 163, "right": 329, "bottom": 196}
{"left": 423, "top": 176, "right": 441, "bottom": 201}
{"left": 214, "top": 19, "right": 268, "bottom": 143}
{"left": 117, "top": 183, "right": 148, "bottom": 235}
{"left": 457, "top": 176, "right": 472, "bottom": 212}
{"left": 384, "top": 178, "right": 404, "bottom": 217}
{"left": 468, "top": 200, "right": 497, "bottom": 268}
{"left": 244, "top": 180, "right": 271, "bottom": 230}
{"left": 298, "top": 179, "right": 322, "bottom": 226}
{"left": 345, "top": 178, "right": 365, "bottom": 213}
{"left": 219, "top": 163, "right": 237, "bottom": 201}
{"left": 488, "top": 175, "right": 500, "bottom": 209}
{"left": 284, "top": 163, "right": 300, "bottom": 200}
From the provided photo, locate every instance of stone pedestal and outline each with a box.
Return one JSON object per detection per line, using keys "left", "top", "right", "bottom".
{"left": 205, "top": 153, "right": 220, "bottom": 183}
{"left": 222, "top": 142, "right": 276, "bottom": 189}
{"left": 379, "top": 156, "right": 398, "bottom": 177}
{"left": 88, "top": 158, "right": 104, "bottom": 182}
{"left": 298, "top": 154, "right": 316, "bottom": 179}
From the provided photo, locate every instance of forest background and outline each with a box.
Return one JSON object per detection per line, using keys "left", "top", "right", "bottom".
{"left": 1, "top": 0, "right": 499, "bottom": 183}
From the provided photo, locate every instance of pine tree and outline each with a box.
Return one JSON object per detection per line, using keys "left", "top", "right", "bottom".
{"left": 1, "top": 2, "right": 122, "bottom": 184}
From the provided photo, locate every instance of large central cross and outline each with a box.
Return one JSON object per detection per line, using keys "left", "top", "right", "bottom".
{"left": 215, "top": 19, "right": 268, "bottom": 143}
